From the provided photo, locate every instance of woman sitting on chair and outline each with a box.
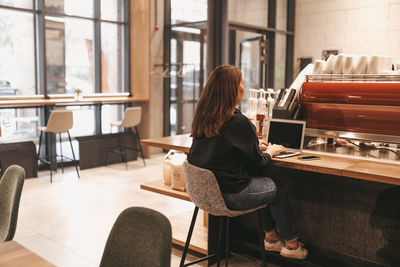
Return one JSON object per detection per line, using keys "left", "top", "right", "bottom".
{"left": 187, "top": 64, "right": 308, "bottom": 259}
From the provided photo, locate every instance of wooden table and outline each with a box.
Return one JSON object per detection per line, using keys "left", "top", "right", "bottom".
{"left": 0, "top": 241, "right": 54, "bottom": 267}
{"left": 141, "top": 134, "right": 400, "bottom": 186}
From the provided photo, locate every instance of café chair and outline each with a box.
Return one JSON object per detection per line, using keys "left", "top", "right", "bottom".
{"left": 0, "top": 165, "right": 25, "bottom": 242}
{"left": 37, "top": 110, "right": 80, "bottom": 183}
{"left": 100, "top": 207, "right": 172, "bottom": 267}
{"left": 180, "top": 162, "right": 267, "bottom": 267}
{"left": 106, "top": 106, "right": 146, "bottom": 169}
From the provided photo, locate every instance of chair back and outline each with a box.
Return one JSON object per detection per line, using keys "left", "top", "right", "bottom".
{"left": 184, "top": 162, "right": 236, "bottom": 216}
{"left": 100, "top": 207, "right": 172, "bottom": 267}
{"left": 121, "top": 107, "right": 142, "bottom": 128}
{"left": 46, "top": 110, "right": 73, "bottom": 133}
{"left": 0, "top": 165, "right": 25, "bottom": 242}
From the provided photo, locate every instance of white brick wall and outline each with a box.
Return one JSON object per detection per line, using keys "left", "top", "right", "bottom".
{"left": 294, "top": 0, "right": 400, "bottom": 74}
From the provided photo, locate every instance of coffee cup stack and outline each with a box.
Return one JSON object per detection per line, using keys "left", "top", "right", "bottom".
{"left": 312, "top": 60, "right": 325, "bottom": 74}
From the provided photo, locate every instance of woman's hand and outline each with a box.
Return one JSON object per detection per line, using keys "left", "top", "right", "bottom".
{"left": 266, "top": 144, "right": 287, "bottom": 157}
{"left": 259, "top": 140, "right": 269, "bottom": 151}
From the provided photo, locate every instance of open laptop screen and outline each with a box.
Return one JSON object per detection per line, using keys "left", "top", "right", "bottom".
{"left": 266, "top": 120, "right": 305, "bottom": 150}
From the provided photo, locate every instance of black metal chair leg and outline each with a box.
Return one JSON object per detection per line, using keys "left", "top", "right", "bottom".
{"left": 257, "top": 210, "right": 268, "bottom": 267}
{"left": 37, "top": 131, "right": 43, "bottom": 160}
{"left": 179, "top": 206, "right": 199, "bottom": 267}
{"left": 135, "top": 126, "right": 146, "bottom": 166}
{"left": 49, "top": 133, "right": 53, "bottom": 183}
{"left": 117, "top": 134, "right": 128, "bottom": 170}
{"left": 59, "top": 133, "right": 64, "bottom": 173}
{"left": 216, "top": 216, "right": 224, "bottom": 267}
{"left": 225, "top": 217, "right": 230, "bottom": 267}
{"left": 67, "top": 131, "right": 80, "bottom": 178}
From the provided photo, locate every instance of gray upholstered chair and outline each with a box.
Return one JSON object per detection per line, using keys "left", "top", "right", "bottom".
{"left": 100, "top": 207, "right": 172, "bottom": 267}
{"left": 180, "top": 162, "right": 267, "bottom": 267}
{"left": 0, "top": 165, "right": 25, "bottom": 242}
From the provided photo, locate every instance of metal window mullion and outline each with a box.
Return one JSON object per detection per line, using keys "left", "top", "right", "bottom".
{"left": 93, "top": 0, "right": 102, "bottom": 133}
{"left": 123, "top": 0, "right": 130, "bottom": 94}
{"left": 285, "top": 0, "right": 295, "bottom": 88}
{"left": 267, "top": 0, "right": 276, "bottom": 89}
{"left": 163, "top": 0, "right": 172, "bottom": 137}
{"left": 93, "top": 0, "right": 101, "bottom": 94}
{"left": 35, "top": 0, "right": 47, "bottom": 97}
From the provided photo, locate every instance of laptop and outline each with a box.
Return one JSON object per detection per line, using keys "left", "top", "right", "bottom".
{"left": 265, "top": 119, "right": 306, "bottom": 158}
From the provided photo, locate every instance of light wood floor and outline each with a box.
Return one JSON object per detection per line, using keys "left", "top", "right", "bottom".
{"left": 15, "top": 154, "right": 259, "bottom": 267}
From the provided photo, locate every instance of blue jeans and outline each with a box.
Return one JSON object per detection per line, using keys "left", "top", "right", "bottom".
{"left": 222, "top": 177, "right": 299, "bottom": 241}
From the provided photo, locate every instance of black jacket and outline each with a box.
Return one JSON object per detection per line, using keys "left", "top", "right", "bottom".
{"left": 188, "top": 109, "right": 271, "bottom": 193}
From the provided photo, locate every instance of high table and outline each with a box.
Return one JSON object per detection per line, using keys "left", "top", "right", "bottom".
{"left": 141, "top": 134, "right": 400, "bottom": 266}
{"left": 0, "top": 241, "right": 54, "bottom": 267}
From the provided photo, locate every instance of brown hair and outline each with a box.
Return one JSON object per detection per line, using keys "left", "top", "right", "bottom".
{"left": 191, "top": 64, "right": 242, "bottom": 138}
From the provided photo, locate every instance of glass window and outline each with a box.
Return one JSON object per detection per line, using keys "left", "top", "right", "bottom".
{"left": 276, "top": 0, "right": 287, "bottom": 30}
{"left": 228, "top": 0, "right": 268, "bottom": 28}
{"left": 101, "top": 22, "right": 123, "bottom": 93}
{"left": 45, "top": 0, "right": 94, "bottom": 18}
{"left": 0, "top": 0, "right": 32, "bottom": 9}
{"left": 275, "top": 33, "right": 286, "bottom": 90}
{"left": 101, "top": 0, "right": 123, "bottom": 21}
{"left": 0, "top": 9, "right": 35, "bottom": 96}
{"left": 0, "top": 108, "right": 39, "bottom": 142}
{"left": 171, "top": 0, "right": 207, "bottom": 24}
{"left": 102, "top": 104, "right": 124, "bottom": 133}
{"left": 66, "top": 106, "right": 96, "bottom": 137}
{"left": 45, "top": 16, "right": 94, "bottom": 95}
{"left": 182, "top": 41, "right": 200, "bottom": 101}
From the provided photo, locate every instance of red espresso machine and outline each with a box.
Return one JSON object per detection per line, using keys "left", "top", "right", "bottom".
{"left": 300, "top": 74, "right": 400, "bottom": 143}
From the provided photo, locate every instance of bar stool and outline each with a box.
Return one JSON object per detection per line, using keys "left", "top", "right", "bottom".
{"left": 180, "top": 162, "right": 267, "bottom": 267}
{"left": 106, "top": 106, "right": 146, "bottom": 168}
{"left": 37, "top": 110, "right": 80, "bottom": 183}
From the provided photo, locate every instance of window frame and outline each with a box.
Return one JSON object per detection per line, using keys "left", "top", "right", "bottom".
{"left": 0, "top": 0, "right": 130, "bottom": 100}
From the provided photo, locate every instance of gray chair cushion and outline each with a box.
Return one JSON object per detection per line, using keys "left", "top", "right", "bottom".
{"left": 184, "top": 162, "right": 266, "bottom": 217}
{"left": 100, "top": 207, "right": 172, "bottom": 267}
{"left": 0, "top": 165, "right": 25, "bottom": 242}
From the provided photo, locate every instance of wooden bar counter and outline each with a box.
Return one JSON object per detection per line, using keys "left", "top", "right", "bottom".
{"left": 141, "top": 134, "right": 400, "bottom": 266}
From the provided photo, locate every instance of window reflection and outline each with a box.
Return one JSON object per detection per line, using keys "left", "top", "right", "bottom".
{"left": 45, "top": 16, "right": 94, "bottom": 94}
{"left": 0, "top": 9, "right": 35, "bottom": 96}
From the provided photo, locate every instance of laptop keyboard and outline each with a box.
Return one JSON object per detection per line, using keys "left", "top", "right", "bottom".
{"left": 277, "top": 152, "right": 292, "bottom": 155}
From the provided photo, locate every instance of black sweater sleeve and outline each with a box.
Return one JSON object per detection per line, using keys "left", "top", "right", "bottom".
{"left": 222, "top": 112, "right": 271, "bottom": 173}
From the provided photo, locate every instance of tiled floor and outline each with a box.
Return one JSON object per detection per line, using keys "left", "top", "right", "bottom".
{"left": 15, "top": 154, "right": 260, "bottom": 267}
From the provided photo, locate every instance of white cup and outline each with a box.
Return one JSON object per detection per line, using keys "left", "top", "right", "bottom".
{"left": 367, "top": 55, "right": 380, "bottom": 74}
{"left": 322, "top": 54, "right": 336, "bottom": 74}
{"left": 333, "top": 54, "right": 345, "bottom": 74}
{"left": 395, "top": 60, "right": 400, "bottom": 71}
{"left": 313, "top": 60, "right": 324, "bottom": 74}
{"left": 381, "top": 56, "right": 393, "bottom": 72}
{"left": 354, "top": 55, "right": 368, "bottom": 74}
{"left": 343, "top": 55, "right": 355, "bottom": 74}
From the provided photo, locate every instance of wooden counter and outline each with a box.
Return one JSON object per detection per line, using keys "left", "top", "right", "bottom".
{"left": 141, "top": 134, "right": 400, "bottom": 186}
{"left": 141, "top": 134, "right": 400, "bottom": 265}
{"left": 0, "top": 96, "right": 148, "bottom": 108}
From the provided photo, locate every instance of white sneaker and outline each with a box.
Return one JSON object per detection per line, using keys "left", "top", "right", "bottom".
{"left": 264, "top": 238, "right": 284, "bottom": 252}
{"left": 280, "top": 242, "right": 308, "bottom": 259}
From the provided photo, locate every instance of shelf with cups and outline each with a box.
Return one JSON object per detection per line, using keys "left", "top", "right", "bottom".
{"left": 306, "top": 74, "right": 400, "bottom": 82}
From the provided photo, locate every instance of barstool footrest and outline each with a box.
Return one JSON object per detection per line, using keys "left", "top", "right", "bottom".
{"left": 182, "top": 253, "right": 218, "bottom": 267}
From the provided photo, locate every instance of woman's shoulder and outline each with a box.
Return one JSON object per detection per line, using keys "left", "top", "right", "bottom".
{"left": 225, "top": 109, "right": 253, "bottom": 129}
